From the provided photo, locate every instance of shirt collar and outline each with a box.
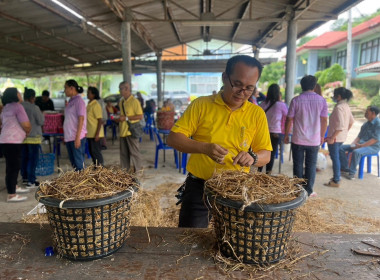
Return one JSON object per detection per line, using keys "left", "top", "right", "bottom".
{"left": 370, "top": 117, "right": 379, "bottom": 124}
{"left": 69, "top": 95, "right": 80, "bottom": 102}
{"left": 214, "top": 90, "right": 248, "bottom": 112}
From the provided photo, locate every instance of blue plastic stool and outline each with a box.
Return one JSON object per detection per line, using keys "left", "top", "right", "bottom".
{"left": 153, "top": 128, "right": 178, "bottom": 169}
{"left": 358, "top": 152, "right": 380, "bottom": 179}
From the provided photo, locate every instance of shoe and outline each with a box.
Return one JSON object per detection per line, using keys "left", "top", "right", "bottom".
{"left": 7, "top": 194, "right": 27, "bottom": 202}
{"left": 340, "top": 169, "right": 349, "bottom": 176}
{"left": 22, "top": 179, "right": 28, "bottom": 185}
{"left": 323, "top": 180, "right": 340, "bottom": 188}
{"left": 26, "top": 181, "right": 40, "bottom": 188}
{"left": 309, "top": 192, "right": 317, "bottom": 198}
{"left": 344, "top": 173, "right": 355, "bottom": 180}
{"left": 16, "top": 185, "right": 30, "bottom": 194}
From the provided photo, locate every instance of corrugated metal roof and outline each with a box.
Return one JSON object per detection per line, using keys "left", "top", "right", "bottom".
{"left": 0, "top": 0, "right": 363, "bottom": 78}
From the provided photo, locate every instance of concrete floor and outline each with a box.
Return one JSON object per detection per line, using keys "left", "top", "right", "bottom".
{"left": 0, "top": 118, "right": 379, "bottom": 223}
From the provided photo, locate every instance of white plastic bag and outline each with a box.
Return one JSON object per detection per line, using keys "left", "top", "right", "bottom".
{"left": 316, "top": 152, "right": 327, "bottom": 171}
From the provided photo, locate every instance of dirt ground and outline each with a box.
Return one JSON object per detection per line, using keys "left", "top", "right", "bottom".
{"left": 0, "top": 117, "right": 379, "bottom": 226}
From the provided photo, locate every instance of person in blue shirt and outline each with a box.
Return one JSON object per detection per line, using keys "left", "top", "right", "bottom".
{"left": 339, "top": 105, "right": 380, "bottom": 180}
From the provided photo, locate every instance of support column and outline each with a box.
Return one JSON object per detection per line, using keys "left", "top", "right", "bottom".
{"left": 346, "top": 9, "right": 352, "bottom": 89}
{"left": 121, "top": 20, "right": 132, "bottom": 84}
{"left": 156, "top": 51, "right": 163, "bottom": 109}
{"left": 285, "top": 9, "right": 297, "bottom": 105}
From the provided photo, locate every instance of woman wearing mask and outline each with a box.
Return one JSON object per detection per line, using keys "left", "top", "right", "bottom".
{"left": 0, "top": 88, "right": 31, "bottom": 202}
{"left": 63, "top": 80, "right": 87, "bottom": 171}
{"left": 259, "top": 84, "right": 288, "bottom": 174}
{"left": 87, "top": 86, "right": 104, "bottom": 166}
{"left": 324, "top": 87, "right": 354, "bottom": 187}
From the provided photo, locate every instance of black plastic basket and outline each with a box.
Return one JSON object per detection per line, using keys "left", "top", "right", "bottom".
{"left": 205, "top": 186, "right": 307, "bottom": 264}
{"left": 36, "top": 187, "right": 137, "bottom": 261}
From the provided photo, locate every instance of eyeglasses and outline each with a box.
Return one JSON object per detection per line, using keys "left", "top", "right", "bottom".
{"left": 228, "top": 75, "right": 255, "bottom": 95}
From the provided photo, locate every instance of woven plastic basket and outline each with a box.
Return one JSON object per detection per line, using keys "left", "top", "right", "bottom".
{"left": 36, "top": 186, "right": 137, "bottom": 260}
{"left": 205, "top": 186, "right": 307, "bottom": 264}
{"left": 35, "top": 153, "right": 55, "bottom": 176}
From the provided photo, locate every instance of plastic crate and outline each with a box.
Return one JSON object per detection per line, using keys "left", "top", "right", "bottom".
{"left": 35, "top": 152, "right": 55, "bottom": 176}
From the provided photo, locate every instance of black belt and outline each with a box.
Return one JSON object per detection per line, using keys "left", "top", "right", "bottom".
{"left": 188, "top": 173, "right": 205, "bottom": 183}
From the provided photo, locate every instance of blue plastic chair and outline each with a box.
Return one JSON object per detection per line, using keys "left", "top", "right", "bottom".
{"left": 179, "top": 152, "right": 188, "bottom": 174}
{"left": 143, "top": 113, "right": 155, "bottom": 141}
{"left": 358, "top": 152, "right": 380, "bottom": 179}
{"left": 104, "top": 119, "right": 117, "bottom": 145}
{"left": 153, "top": 128, "right": 178, "bottom": 169}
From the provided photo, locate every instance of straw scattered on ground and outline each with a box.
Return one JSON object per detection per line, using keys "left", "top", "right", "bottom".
{"left": 37, "top": 165, "right": 139, "bottom": 201}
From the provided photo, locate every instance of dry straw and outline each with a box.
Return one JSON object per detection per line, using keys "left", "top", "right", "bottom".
{"left": 205, "top": 170, "right": 306, "bottom": 265}
{"left": 205, "top": 170, "right": 305, "bottom": 208}
{"left": 37, "top": 165, "right": 139, "bottom": 201}
{"left": 36, "top": 165, "right": 138, "bottom": 260}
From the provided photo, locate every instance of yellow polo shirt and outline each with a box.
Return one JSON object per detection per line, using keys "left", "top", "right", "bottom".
{"left": 171, "top": 92, "right": 272, "bottom": 180}
{"left": 86, "top": 100, "right": 104, "bottom": 138}
{"left": 119, "top": 95, "right": 143, "bottom": 137}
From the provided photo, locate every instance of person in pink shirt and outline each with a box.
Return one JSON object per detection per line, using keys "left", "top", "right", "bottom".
{"left": 259, "top": 83, "right": 288, "bottom": 174}
{"left": 63, "top": 79, "right": 87, "bottom": 171}
{"left": 0, "top": 88, "right": 31, "bottom": 202}
{"left": 324, "top": 87, "right": 354, "bottom": 187}
{"left": 285, "top": 75, "right": 328, "bottom": 197}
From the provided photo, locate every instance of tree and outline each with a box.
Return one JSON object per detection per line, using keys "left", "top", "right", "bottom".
{"left": 297, "top": 36, "right": 316, "bottom": 47}
{"left": 316, "top": 64, "right": 345, "bottom": 87}
{"left": 260, "top": 61, "right": 285, "bottom": 86}
{"left": 331, "top": 8, "right": 380, "bottom": 31}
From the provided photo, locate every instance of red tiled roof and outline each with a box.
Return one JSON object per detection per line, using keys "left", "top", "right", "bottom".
{"left": 297, "top": 14, "right": 380, "bottom": 53}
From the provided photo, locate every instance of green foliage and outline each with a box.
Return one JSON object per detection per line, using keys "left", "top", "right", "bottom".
{"left": 297, "top": 36, "right": 316, "bottom": 47}
{"left": 260, "top": 61, "right": 285, "bottom": 85}
{"left": 370, "top": 95, "right": 380, "bottom": 108}
{"left": 294, "top": 85, "right": 302, "bottom": 95}
{"left": 314, "top": 71, "right": 322, "bottom": 81}
{"left": 352, "top": 79, "right": 380, "bottom": 98}
{"left": 0, "top": 74, "right": 112, "bottom": 98}
{"left": 316, "top": 64, "right": 345, "bottom": 87}
{"left": 331, "top": 8, "right": 380, "bottom": 31}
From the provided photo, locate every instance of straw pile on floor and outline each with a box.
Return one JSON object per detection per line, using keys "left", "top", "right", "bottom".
{"left": 36, "top": 165, "right": 138, "bottom": 259}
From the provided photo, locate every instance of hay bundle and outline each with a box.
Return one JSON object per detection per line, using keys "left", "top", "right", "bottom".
{"left": 205, "top": 170, "right": 306, "bottom": 264}
{"left": 36, "top": 165, "right": 139, "bottom": 260}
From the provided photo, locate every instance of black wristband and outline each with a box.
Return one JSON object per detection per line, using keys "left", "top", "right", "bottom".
{"left": 248, "top": 150, "right": 258, "bottom": 166}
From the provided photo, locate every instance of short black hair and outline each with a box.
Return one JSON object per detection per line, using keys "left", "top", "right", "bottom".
{"left": 334, "top": 87, "right": 353, "bottom": 101}
{"left": 368, "top": 105, "right": 380, "bottom": 115}
{"left": 225, "top": 55, "right": 263, "bottom": 79}
{"left": 300, "top": 75, "right": 317, "bottom": 91}
{"left": 88, "top": 86, "right": 100, "bottom": 100}
{"left": 65, "top": 79, "right": 84, "bottom": 93}
{"left": 24, "top": 87, "right": 36, "bottom": 101}
{"left": 1, "top": 87, "right": 19, "bottom": 106}
{"left": 42, "top": 90, "right": 50, "bottom": 97}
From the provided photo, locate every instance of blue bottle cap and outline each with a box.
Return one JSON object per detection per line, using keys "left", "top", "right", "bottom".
{"left": 45, "top": 246, "right": 54, "bottom": 257}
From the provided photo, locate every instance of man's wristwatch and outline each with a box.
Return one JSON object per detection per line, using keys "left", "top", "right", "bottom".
{"left": 248, "top": 150, "right": 258, "bottom": 166}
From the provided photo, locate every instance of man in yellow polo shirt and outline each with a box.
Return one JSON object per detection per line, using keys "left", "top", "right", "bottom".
{"left": 86, "top": 86, "right": 104, "bottom": 166}
{"left": 115, "top": 81, "right": 143, "bottom": 172}
{"left": 167, "top": 55, "right": 272, "bottom": 228}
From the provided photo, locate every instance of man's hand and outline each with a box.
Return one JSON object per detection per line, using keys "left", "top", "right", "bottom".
{"left": 232, "top": 151, "right": 253, "bottom": 167}
{"left": 95, "top": 135, "right": 100, "bottom": 142}
{"left": 325, "top": 137, "right": 335, "bottom": 145}
{"left": 205, "top": 143, "right": 228, "bottom": 165}
{"left": 284, "top": 135, "right": 290, "bottom": 144}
